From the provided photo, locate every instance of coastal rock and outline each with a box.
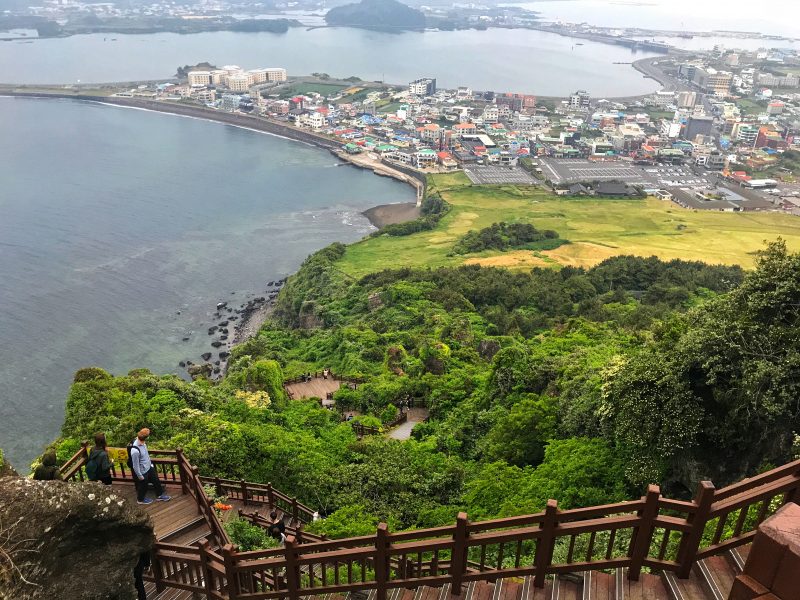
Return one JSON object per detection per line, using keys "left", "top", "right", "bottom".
{"left": 219, "top": 351, "right": 230, "bottom": 360}
{"left": 187, "top": 363, "right": 213, "bottom": 379}
{"left": 182, "top": 337, "right": 190, "bottom": 342}
{"left": 267, "top": 281, "right": 274, "bottom": 286}
{"left": 214, "top": 360, "right": 220, "bottom": 366}
{"left": 219, "top": 320, "right": 229, "bottom": 326}
{"left": 0, "top": 477, "right": 153, "bottom": 599}
{"left": 179, "top": 361, "right": 186, "bottom": 368}
{"left": 208, "top": 326, "right": 218, "bottom": 335}
{"left": 211, "top": 341, "right": 223, "bottom": 348}
{"left": 216, "top": 302, "right": 227, "bottom": 310}
{"left": 201, "top": 352, "right": 212, "bottom": 361}
{"left": 220, "top": 335, "right": 228, "bottom": 341}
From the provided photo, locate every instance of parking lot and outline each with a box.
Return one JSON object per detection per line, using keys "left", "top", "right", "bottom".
{"left": 537, "top": 158, "right": 779, "bottom": 211}
{"left": 463, "top": 165, "right": 538, "bottom": 185}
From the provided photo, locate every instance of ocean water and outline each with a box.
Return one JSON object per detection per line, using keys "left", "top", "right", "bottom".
{"left": 0, "top": 27, "right": 660, "bottom": 97}
{"left": 0, "top": 97, "right": 414, "bottom": 468}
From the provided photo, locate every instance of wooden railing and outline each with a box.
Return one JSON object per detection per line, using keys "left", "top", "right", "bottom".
{"left": 60, "top": 444, "right": 800, "bottom": 600}
{"left": 199, "top": 476, "right": 318, "bottom": 524}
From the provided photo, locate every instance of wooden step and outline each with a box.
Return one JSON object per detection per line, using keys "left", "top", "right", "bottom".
{"left": 661, "top": 570, "right": 708, "bottom": 600}
{"left": 581, "top": 571, "right": 614, "bottom": 600}
{"left": 551, "top": 574, "right": 581, "bottom": 600}
{"left": 694, "top": 556, "right": 736, "bottom": 600}
{"left": 616, "top": 568, "right": 670, "bottom": 600}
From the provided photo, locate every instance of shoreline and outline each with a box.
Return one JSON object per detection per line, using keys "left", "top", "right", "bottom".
{"left": 1, "top": 92, "right": 425, "bottom": 377}
{"left": 1, "top": 90, "right": 427, "bottom": 198}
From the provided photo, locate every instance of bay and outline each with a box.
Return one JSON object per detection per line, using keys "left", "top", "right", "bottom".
{"left": 0, "top": 27, "right": 660, "bottom": 97}
{"left": 0, "top": 97, "right": 414, "bottom": 468}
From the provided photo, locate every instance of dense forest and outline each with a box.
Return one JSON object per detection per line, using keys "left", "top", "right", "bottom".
{"left": 325, "top": 0, "right": 426, "bottom": 31}
{"left": 52, "top": 241, "right": 800, "bottom": 537}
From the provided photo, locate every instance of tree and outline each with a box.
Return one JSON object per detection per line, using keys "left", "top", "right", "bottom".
{"left": 481, "top": 395, "right": 557, "bottom": 467}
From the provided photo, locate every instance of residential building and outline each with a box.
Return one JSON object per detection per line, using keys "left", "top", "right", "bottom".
{"left": 693, "top": 68, "right": 732, "bottom": 96}
{"left": 264, "top": 68, "right": 288, "bottom": 82}
{"left": 683, "top": 116, "right": 714, "bottom": 142}
{"left": 569, "top": 90, "right": 590, "bottom": 109}
{"left": 735, "top": 124, "right": 759, "bottom": 146}
{"left": 188, "top": 70, "right": 212, "bottom": 86}
{"left": 409, "top": 78, "right": 436, "bottom": 96}
{"left": 227, "top": 73, "right": 254, "bottom": 92}
{"left": 482, "top": 106, "right": 499, "bottom": 124}
{"left": 651, "top": 91, "right": 675, "bottom": 107}
{"left": 221, "top": 94, "right": 244, "bottom": 112}
{"left": 677, "top": 91, "right": 698, "bottom": 109}
{"left": 757, "top": 72, "right": 800, "bottom": 88}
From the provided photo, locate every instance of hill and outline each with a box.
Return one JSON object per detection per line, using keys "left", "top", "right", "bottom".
{"left": 325, "top": 0, "right": 426, "bottom": 31}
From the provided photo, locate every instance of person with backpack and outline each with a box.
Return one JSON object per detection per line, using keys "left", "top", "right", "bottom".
{"left": 129, "top": 428, "right": 171, "bottom": 505}
{"left": 33, "top": 450, "right": 62, "bottom": 481}
{"left": 87, "top": 432, "right": 113, "bottom": 485}
{"left": 267, "top": 511, "right": 286, "bottom": 544}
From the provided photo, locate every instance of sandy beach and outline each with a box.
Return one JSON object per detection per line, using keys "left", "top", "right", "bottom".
{"left": 362, "top": 203, "right": 422, "bottom": 229}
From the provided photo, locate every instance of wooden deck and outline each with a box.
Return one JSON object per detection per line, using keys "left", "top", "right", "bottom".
{"left": 387, "top": 407, "right": 430, "bottom": 440}
{"left": 286, "top": 376, "right": 344, "bottom": 406}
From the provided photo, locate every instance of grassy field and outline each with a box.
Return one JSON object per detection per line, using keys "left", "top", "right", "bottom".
{"left": 279, "top": 82, "right": 348, "bottom": 98}
{"left": 337, "top": 173, "right": 800, "bottom": 277}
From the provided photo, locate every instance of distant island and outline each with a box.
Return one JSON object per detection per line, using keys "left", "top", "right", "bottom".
{"left": 325, "top": 0, "right": 426, "bottom": 31}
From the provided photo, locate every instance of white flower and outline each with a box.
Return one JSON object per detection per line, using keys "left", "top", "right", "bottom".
{"left": 103, "top": 507, "right": 109, "bottom": 513}
{"left": 88, "top": 493, "right": 96, "bottom": 501}
{"left": 105, "top": 497, "right": 112, "bottom": 504}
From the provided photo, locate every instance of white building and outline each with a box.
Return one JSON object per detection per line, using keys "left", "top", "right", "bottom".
{"left": 188, "top": 71, "right": 212, "bottom": 87}
{"left": 227, "top": 73, "right": 254, "bottom": 92}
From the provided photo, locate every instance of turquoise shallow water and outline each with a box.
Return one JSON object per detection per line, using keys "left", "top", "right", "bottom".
{"left": 0, "top": 97, "right": 414, "bottom": 468}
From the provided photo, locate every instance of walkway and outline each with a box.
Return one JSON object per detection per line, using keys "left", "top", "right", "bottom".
{"left": 286, "top": 376, "right": 343, "bottom": 407}
{"left": 387, "top": 407, "right": 429, "bottom": 440}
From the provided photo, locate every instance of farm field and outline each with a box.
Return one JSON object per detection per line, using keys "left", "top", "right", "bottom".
{"left": 338, "top": 172, "right": 800, "bottom": 276}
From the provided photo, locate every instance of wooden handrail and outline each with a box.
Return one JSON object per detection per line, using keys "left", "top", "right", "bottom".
{"left": 60, "top": 447, "right": 800, "bottom": 600}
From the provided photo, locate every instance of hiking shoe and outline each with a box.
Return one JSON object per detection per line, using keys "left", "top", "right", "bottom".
{"left": 156, "top": 495, "right": 172, "bottom": 502}
{"left": 137, "top": 498, "right": 154, "bottom": 505}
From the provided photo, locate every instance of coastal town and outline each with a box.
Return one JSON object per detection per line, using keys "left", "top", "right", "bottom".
{"left": 88, "top": 42, "right": 800, "bottom": 214}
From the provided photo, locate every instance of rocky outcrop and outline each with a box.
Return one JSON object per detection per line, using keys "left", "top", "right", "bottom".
{"left": 0, "top": 477, "right": 153, "bottom": 599}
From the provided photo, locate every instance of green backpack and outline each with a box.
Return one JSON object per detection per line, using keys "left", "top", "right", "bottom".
{"left": 86, "top": 451, "right": 102, "bottom": 481}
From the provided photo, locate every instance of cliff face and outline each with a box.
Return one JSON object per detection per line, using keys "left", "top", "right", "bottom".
{"left": 325, "top": 0, "right": 426, "bottom": 30}
{"left": 0, "top": 477, "right": 154, "bottom": 600}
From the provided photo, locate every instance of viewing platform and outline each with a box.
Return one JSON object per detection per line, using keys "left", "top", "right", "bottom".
{"left": 59, "top": 444, "right": 800, "bottom": 600}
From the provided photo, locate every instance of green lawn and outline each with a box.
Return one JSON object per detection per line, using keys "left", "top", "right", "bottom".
{"left": 280, "top": 82, "right": 347, "bottom": 98}
{"left": 736, "top": 98, "right": 766, "bottom": 116}
{"left": 338, "top": 174, "right": 800, "bottom": 277}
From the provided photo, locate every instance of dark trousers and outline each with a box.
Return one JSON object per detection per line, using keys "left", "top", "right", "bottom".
{"left": 135, "top": 466, "right": 164, "bottom": 501}
{"left": 134, "top": 552, "right": 150, "bottom": 600}
{"left": 99, "top": 474, "right": 113, "bottom": 485}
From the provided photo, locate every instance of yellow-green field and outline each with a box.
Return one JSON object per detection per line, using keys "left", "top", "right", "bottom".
{"left": 339, "top": 173, "right": 800, "bottom": 277}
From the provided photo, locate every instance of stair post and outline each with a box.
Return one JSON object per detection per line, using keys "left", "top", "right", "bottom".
{"left": 267, "top": 482, "right": 275, "bottom": 509}
{"left": 284, "top": 535, "right": 302, "bottom": 600}
{"left": 199, "top": 539, "right": 215, "bottom": 600}
{"left": 676, "top": 481, "right": 715, "bottom": 578}
{"left": 628, "top": 484, "right": 660, "bottom": 580}
{"left": 176, "top": 447, "right": 189, "bottom": 495}
{"left": 375, "top": 523, "right": 390, "bottom": 600}
{"left": 451, "top": 512, "right": 469, "bottom": 596}
{"left": 192, "top": 466, "right": 202, "bottom": 515}
{"left": 151, "top": 548, "right": 166, "bottom": 593}
{"left": 292, "top": 497, "right": 299, "bottom": 524}
{"left": 240, "top": 479, "right": 249, "bottom": 506}
{"left": 533, "top": 500, "right": 558, "bottom": 588}
{"left": 222, "top": 543, "right": 240, "bottom": 600}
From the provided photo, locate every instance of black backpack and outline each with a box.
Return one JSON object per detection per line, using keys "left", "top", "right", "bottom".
{"left": 126, "top": 443, "right": 139, "bottom": 470}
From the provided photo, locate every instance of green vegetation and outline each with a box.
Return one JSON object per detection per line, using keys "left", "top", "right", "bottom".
{"left": 55, "top": 234, "right": 800, "bottom": 537}
{"left": 374, "top": 193, "right": 450, "bottom": 237}
{"left": 225, "top": 519, "right": 280, "bottom": 550}
{"left": 736, "top": 98, "right": 767, "bottom": 116}
{"left": 338, "top": 174, "right": 800, "bottom": 277}
{"left": 325, "top": 0, "right": 426, "bottom": 31}
{"left": 279, "top": 82, "right": 348, "bottom": 98}
{"left": 452, "top": 222, "right": 563, "bottom": 255}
